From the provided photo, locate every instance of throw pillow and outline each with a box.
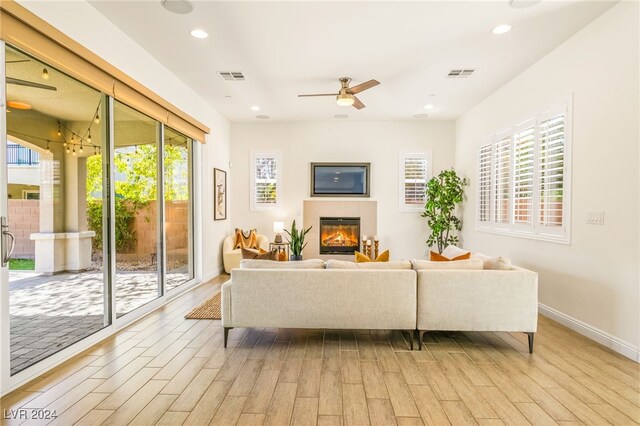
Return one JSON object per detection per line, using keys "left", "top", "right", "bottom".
{"left": 326, "top": 259, "right": 411, "bottom": 270}
{"left": 472, "top": 253, "right": 512, "bottom": 270}
{"left": 430, "top": 251, "right": 471, "bottom": 262}
{"left": 355, "top": 250, "right": 390, "bottom": 262}
{"left": 411, "top": 258, "right": 483, "bottom": 270}
{"left": 240, "top": 259, "right": 325, "bottom": 269}
{"left": 442, "top": 245, "right": 470, "bottom": 259}
{"left": 241, "top": 247, "right": 278, "bottom": 260}
{"left": 234, "top": 228, "right": 259, "bottom": 250}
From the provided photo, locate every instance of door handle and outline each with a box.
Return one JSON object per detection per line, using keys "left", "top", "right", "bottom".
{"left": 1, "top": 216, "right": 15, "bottom": 267}
{"left": 2, "top": 229, "right": 15, "bottom": 266}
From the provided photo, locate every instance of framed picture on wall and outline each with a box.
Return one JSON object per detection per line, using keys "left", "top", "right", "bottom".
{"left": 214, "top": 168, "right": 227, "bottom": 220}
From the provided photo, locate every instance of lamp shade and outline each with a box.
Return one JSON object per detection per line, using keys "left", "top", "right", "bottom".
{"left": 273, "top": 221, "right": 285, "bottom": 233}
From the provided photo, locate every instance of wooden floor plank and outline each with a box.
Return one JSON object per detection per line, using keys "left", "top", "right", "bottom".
{"left": 2, "top": 275, "right": 638, "bottom": 426}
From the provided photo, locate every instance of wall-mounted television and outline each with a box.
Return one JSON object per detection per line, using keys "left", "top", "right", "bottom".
{"left": 310, "top": 162, "right": 370, "bottom": 197}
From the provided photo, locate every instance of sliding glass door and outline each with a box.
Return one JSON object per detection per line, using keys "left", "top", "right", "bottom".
{"left": 164, "top": 127, "right": 194, "bottom": 291}
{"left": 2, "top": 45, "right": 111, "bottom": 376}
{"left": 113, "top": 101, "right": 162, "bottom": 317}
{"left": 0, "top": 42, "right": 197, "bottom": 391}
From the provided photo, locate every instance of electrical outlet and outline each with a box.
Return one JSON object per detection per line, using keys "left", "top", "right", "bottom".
{"left": 586, "top": 210, "right": 604, "bottom": 225}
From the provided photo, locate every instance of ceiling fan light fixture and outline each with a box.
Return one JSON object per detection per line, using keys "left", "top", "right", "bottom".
{"left": 42, "top": 68, "right": 49, "bottom": 80}
{"left": 336, "top": 93, "right": 354, "bottom": 107}
{"left": 7, "top": 101, "right": 31, "bottom": 110}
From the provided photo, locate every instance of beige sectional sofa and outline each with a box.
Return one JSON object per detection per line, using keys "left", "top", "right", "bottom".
{"left": 413, "top": 261, "right": 538, "bottom": 352}
{"left": 222, "top": 259, "right": 417, "bottom": 349}
{"left": 221, "top": 258, "right": 538, "bottom": 352}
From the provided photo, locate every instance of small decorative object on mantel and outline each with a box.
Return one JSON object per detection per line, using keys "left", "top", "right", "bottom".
{"left": 422, "top": 168, "right": 468, "bottom": 253}
{"left": 285, "top": 220, "right": 312, "bottom": 261}
{"left": 361, "top": 235, "right": 380, "bottom": 258}
{"left": 273, "top": 221, "right": 284, "bottom": 243}
{"left": 213, "top": 168, "right": 227, "bottom": 220}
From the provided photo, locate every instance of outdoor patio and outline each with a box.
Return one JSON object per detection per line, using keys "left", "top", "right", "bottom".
{"left": 9, "top": 269, "right": 188, "bottom": 375}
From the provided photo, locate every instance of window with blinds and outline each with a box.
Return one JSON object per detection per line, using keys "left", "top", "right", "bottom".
{"left": 477, "top": 144, "right": 492, "bottom": 224}
{"left": 399, "top": 152, "right": 431, "bottom": 211}
{"left": 476, "top": 102, "right": 571, "bottom": 243}
{"left": 493, "top": 135, "right": 511, "bottom": 224}
{"left": 251, "top": 151, "right": 280, "bottom": 210}
{"left": 513, "top": 124, "right": 535, "bottom": 226}
{"left": 538, "top": 114, "right": 565, "bottom": 228}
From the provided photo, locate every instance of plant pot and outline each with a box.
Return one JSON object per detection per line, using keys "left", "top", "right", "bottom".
{"left": 290, "top": 255, "right": 303, "bottom": 261}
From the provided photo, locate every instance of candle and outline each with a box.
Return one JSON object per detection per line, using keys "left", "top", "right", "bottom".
{"left": 374, "top": 235, "right": 379, "bottom": 241}
{"left": 362, "top": 235, "right": 367, "bottom": 241}
{"left": 367, "top": 240, "right": 372, "bottom": 246}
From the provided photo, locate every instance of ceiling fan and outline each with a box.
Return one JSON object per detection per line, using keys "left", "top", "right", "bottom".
{"left": 298, "top": 77, "right": 380, "bottom": 109}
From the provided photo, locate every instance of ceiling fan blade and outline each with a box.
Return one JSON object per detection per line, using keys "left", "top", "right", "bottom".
{"left": 6, "top": 60, "right": 30, "bottom": 64}
{"left": 348, "top": 79, "right": 380, "bottom": 95}
{"left": 352, "top": 96, "right": 365, "bottom": 110}
{"left": 298, "top": 93, "right": 336, "bottom": 97}
{"left": 7, "top": 77, "right": 57, "bottom": 91}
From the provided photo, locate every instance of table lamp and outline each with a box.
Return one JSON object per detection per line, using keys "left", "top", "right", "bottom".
{"left": 273, "top": 221, "right": 285, "bottom": 243}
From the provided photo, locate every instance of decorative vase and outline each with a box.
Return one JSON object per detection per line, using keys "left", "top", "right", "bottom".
{"left": 290, "top": 255, "right": 303, "bottom": 261}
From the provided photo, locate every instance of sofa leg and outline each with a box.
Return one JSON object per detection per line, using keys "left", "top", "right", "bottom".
{"left": 418, "top": 330, "right": 425, "bottom": 351}
{"left": 407, "top": 330, "right": 414, "bottom": 351}
{"left": 224, "top": 327, "right": 233, "bottom": 348}
{"left": 526, "top": 332, "right": 534, "bottom": 354}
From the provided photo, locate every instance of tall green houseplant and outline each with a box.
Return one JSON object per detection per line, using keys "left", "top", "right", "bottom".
{"left": 422, "top": 169, "right": 468, "bottom": 253}
{"left": 285, "top": 220, "right": 312, "bottom": 261}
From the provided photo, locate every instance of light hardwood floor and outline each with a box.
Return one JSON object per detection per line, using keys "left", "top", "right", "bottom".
{"left": 1, "top": 274, "right": 638, "bottom": 426}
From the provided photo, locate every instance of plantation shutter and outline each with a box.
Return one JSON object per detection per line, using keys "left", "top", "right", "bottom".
{"left": 253, "top": 156, "right": 278, "bottom": 207}
{"left": 402, "top": 154, "right": 428, "bottom": 207}
{"left": 538, "top": 113, "right": 566, "bottom": 229}
{"left": 477, "top": 143, "right": 492, "bottom": 224}
{"left": 493, "top": 135, "right": 511, "bottom": 224}
{"left": 513, "top": 124, "right": 535, "bottom": 226}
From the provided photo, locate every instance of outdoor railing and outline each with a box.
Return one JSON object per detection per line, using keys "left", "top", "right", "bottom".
{"left": 7, "top": 144, "right": 39, "bottom": 165}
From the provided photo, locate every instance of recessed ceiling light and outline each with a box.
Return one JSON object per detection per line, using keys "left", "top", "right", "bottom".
{"left": 413, "top": 113, "right": 428, "bottom": 119}
{"left": 7, "top": 101, "right": 31, "bottom": 110}
{"left": 250, "top": 105, "right": 261, "bottom": 111}
{"left": 334, "top": 114, "right": 349, "bottom": 119}
{"left": 190, "top": 29, "right": 208, "bottom": 39}
{"left": 424, "top": 104, "right": 435, "bottom": 110}
{"left": 428, "top": 94, "right": 436, "bottom": 97}
{"left": 161, "top": 0, "right": 193, "bottom": 14}
{"left": 225, "top": 95, "right": 232, "bottom": 99}
{"left": 255, "top": 115, "right": 270, "bottom": 120}
{"left": 492, "top": 24, "right": 512, "bottom": 35}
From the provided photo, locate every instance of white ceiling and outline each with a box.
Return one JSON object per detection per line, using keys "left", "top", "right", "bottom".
{"left": 89, "top": 0, "right": 615, "bottom": 122}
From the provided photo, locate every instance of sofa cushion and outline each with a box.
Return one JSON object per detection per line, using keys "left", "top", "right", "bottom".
{"left": 241, "top": 247, "right": 278, "bottom": 260}
{"left": 234, "top": 228, "right": 259, "bottom": 249}
{"left": 472, "top": 253, "right": 512, "bottom": 270}
{"left": 442, "top": 245, "right": 471, "bottom": 259}
{"left": 240, "top": 259, "right": 325, "bottom": 269}
{"left": 326, "top": 259, "right": 411, "bottom": 270}
{"left": 411, "top": 258, "right": 483, "bottom": 270}
{"left": 355, "top": 250, "right": 390, "bottom": 263}
{"left": 429, "top": 251, "right": 471, "bottom": 261}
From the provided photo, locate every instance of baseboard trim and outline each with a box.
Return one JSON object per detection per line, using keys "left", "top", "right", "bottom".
{"left": 538, "top": 303, "right": 639, "bottom": 362}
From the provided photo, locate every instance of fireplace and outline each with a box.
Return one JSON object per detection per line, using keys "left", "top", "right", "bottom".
{"left": 319, "top": 217, "right": 360, "bottom": 255}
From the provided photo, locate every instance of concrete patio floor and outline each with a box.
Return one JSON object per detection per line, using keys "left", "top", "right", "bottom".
{"left": 9, "top": 269, "right": 189, "bottom": 375}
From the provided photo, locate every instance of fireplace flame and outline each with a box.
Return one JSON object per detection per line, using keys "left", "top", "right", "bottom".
{"left": 321, "top": 225, "right": 358, "bottom": 247}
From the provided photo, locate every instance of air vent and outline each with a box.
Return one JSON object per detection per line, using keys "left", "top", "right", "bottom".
{"left": 217, "top": 71, "right": 245, "bottom": 81}
{"left": 447, "top": 69, "right": 475, "bottom": 78}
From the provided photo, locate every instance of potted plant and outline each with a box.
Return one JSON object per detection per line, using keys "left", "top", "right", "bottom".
{"left": 421, "top": 169, "right": 468, "bottom": 253}
{"left": 285, "top": 220, "right": 312, "bottom": 261}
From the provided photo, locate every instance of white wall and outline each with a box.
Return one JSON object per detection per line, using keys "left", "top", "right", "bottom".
{"left": 230, "top": 120, "right": 456, "bottom": 260}
{"left": 17, "top": 0, "right": 232, "bottom": 279}
{"left": 455, "top": 2, "right": 639, "bottom": 357}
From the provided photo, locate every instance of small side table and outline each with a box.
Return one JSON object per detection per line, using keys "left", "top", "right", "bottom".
{"left": 269, "top": 242, "right": 290, "bottom": 260}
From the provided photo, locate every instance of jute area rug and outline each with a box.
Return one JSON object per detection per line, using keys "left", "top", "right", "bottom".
{"left": 185, "top": 291, "right": 221, "bottom": 320}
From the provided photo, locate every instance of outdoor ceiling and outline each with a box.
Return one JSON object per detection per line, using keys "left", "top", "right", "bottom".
{"left": 87, "top": 1, "right": 613, "bottom": 122}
